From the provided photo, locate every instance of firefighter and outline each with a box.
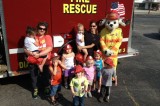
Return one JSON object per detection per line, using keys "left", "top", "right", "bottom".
{"left": 100, "top": 10, "right": 124, "bottom": 70}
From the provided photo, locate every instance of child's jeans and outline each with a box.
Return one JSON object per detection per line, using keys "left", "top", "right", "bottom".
{"left": 73, "top": 95, "right": 84, "bottom": 106}
{"left": 50, "top": 84, "right": 61, "bottom": 96}
{"left": 99, "top": 85, "right": 111, "bottom": 98}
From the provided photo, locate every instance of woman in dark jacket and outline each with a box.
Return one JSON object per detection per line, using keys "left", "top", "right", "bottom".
{"left": 77, "top": 21, "right": 100, "bottom": 57}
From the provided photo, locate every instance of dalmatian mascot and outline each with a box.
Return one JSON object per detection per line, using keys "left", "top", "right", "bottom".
{"left": 99, "top": 10, "right": 129, "bottom": 70}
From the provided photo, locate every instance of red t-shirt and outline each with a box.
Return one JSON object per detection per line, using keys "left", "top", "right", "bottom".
{"left": 37, "top": 35, "right": 52, "bottom": 50}
{"left": 36, "top": 35, "right": 53, "bottom": 64}
{"left": 50, "top": 65, "right": 62, "bottom": 86}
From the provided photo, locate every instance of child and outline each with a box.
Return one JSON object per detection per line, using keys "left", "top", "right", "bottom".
{"left": 93, "top": 50, "right": 104, "bottom": 93}
{"left": 70, "top": 65, "right": 88, "bottom": 106}
{"left": 76, "top": 23, "right": 88, "bottom": 61}
{"left": 83, "top": 56, "right": 96, "bottom": 98}
{"left": 61, "top": 44, "right": 75, "bottom": 89}
{"left": 24, "top": 26, "right": 47, "bottom": 72}
{"left": 49, "top": 53, "right": 67, "bottom": 105}
{"left": 98, "top": 58, "right": 117, "bottom": 103}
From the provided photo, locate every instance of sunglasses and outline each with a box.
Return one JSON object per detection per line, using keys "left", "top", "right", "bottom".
{"left": 90, "top": 25, "right": 96, "bottom": 27}
{"left": 38, "top": 27, "right": 46, "bottom": 31}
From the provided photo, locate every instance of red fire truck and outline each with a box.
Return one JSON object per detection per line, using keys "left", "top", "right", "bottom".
{"left": 0, "top": 0, "right": 138, "bottom": 78}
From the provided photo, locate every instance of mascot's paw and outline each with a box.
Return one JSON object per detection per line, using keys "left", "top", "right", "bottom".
{"left": 104, "top": 49, "right": 113, "bottom": 56}
{"left": 99, "top": 19, "right": 106, "bottom": 26}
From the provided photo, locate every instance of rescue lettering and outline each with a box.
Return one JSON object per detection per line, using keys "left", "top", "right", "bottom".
{"left": 63, "top": 0, "right": 97, "bottom": 14}
{"left": 70, "top": 0, "right": 90, "bottom": 3}
{"left": 19, "top": 61, "right": 28, "bottom": 69}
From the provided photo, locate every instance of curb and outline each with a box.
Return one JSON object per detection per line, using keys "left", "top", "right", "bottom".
{"left": 134, "top": 10, "right": 160, "bottom": 15}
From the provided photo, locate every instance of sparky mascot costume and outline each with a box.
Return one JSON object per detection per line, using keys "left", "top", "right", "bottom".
{"left": 100, "top": 10, "right": 127, "bottom": 70}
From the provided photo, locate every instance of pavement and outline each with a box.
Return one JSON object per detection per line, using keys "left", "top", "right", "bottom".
{"left": 134, "top": 9, "right": 160, "bottom": 15}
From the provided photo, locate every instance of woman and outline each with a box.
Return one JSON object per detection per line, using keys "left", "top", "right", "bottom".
{"left": 24, "top": 22, "right": 53, "bottom": 99}
{"left": 77, "top": 21, "right": 100, "bottom": 57}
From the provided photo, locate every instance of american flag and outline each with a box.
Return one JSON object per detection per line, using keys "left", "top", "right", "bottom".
{"left": 111, "top": 2, "right": 125, "bottom": 16}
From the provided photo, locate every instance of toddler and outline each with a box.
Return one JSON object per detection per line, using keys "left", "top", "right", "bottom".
{"left": 83, "top": 56, "right": 96, "bottom": 98}
{"left": 76, "top": 23, "right": 88, "bottom": 61}
{"left": 70, "top": 65, "right": 88, "bottom": 106}
{"left": 49, "top": 53, "right": 66, "bottom": 105}
{"left": 93, "top": 50, "right": 104, "bottom": 93}
{"left": 98, "top": 58, "right": 117, "bottom": 103}
{"left": 24, "top": 26, "right": 47, "bottom": 72}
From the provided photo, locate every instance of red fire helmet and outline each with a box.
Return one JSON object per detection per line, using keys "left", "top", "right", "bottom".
{"left": 94, "top": 50, "right": 102, "bottom": 56}
{"left": 74, "top": 65, "right": 84, "bottom": 73}
{"left": 51, "top": 52, "right": 59, "bottom": 58}
{"left": 86, "top": 56, "right": 94, "bottom": 61}
{"left": 106, "top": 10, "right": 119, "bottom": 20}
{"left": 64, "top": 44, "right": 72, "bottom": 50}
{"left": 75, "top": 53, "right": 84, "bottom": 63}
{"left": 104, "top": 58, "right": 115, "bottom": 67}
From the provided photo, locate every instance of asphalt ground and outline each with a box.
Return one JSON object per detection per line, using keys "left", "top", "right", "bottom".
{"left": 0, "top": 14, "right": 160, "bottom": 106}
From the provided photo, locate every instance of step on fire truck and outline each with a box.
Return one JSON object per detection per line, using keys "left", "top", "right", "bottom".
{"left": 0, "top": 0, "right": 138, "bottom": 78}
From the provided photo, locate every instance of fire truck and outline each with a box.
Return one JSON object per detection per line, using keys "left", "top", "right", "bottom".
{"left": 0, "top": 0, "right": 138, "bottom": 78}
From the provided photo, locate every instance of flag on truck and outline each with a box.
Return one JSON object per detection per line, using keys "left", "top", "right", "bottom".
{"left": 111, "top": 2, "right": 125, "bottom": 16}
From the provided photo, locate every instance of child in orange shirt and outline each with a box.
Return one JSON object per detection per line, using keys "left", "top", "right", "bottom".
{"left": 49, "top": 53, "right": 66, "bottom": 105}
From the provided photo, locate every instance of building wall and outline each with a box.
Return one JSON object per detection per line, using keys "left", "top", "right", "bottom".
{"left": 135, "top": 0, "right": 160, "bottom": 10}
{"left": 135, "top": 0, "right": 160, "bottom": 3}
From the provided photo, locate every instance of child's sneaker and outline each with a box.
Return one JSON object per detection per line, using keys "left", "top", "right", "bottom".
{"left": 51, "top": 100, "right": 59, "bottom": 106}
{"left": 84, "top": 92, "right": 87, "bottom": 98}
{"left": 55, "top": 93, "right": 60, "bottom": 100}
{"left": 65, "top": 84, "right": 69, "bottom": 89}
{"left": 87, "top": 92, "right": 92, "bottom": 98}
{"left": 33, "top": 88, "right": 38, "bottom": 99}
{"left": 98, "top": 97, "right": 103, "bottom": 103}
{"left": 104, "top": 96, "right": 110, "bottom": 102}
{"left": 91, "top": 88, "right": 96, "bottom": 93}
{"left": 97, "top": 89, "right": 100, "bottom": 93}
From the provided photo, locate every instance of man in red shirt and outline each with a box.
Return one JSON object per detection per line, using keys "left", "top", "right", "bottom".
{"left": 24, "top": 22, "right": 53, "bottom": 99}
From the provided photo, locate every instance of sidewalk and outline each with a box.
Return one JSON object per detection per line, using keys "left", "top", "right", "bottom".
{"left": 134, "top": 9, "right": 160, "bottom": 15}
